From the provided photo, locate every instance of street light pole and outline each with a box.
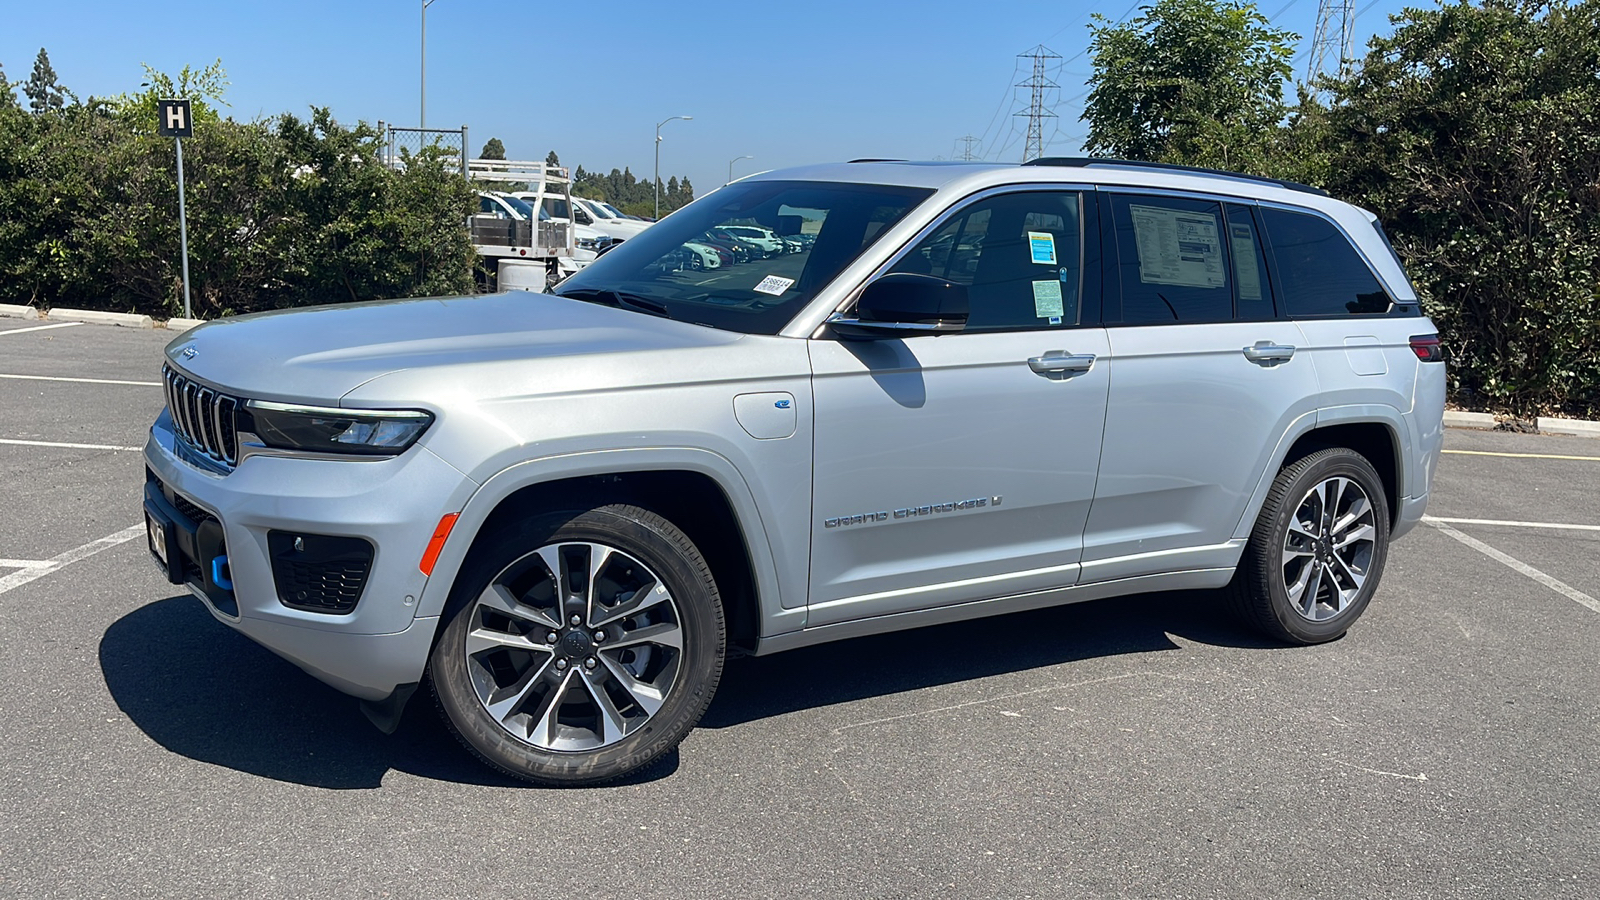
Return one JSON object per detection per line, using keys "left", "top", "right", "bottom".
{"left": 654, "top": 115, "right": 692, "bottom": 220}
{"left": 727, "top": 155, "right": 754, "bottom": 186}
{"left": 421, "top": 0, "right": 442, "bottom": 128}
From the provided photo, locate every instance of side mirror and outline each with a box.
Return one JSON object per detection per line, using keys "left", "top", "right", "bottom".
{"left": 829, "top": 273, "right": 969, "bottom": 340}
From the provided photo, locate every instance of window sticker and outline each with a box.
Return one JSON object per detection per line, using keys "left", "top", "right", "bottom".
{"left": 1032, "top": 279, "right": 1064, "bottom": 318}
{"left": 753, "top": 275, "right": 795, "bottom": 296}
{"left": 1229, "top": 223, "right": 1263, "bottom": 301}
{"left": 1028, "top": 231, "right": 1057, "bottom": 265}
{"left": 1129, "top": 204, "right": 1225, "bottom": 288}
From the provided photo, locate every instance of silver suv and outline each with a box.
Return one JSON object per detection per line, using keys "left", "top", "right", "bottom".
{"left": 142, "top": 159, "right": 1445, "bottom": 785}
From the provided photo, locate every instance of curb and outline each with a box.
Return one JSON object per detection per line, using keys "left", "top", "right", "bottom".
{"left": 1538, "top": 417, "right": 1600, "bottom": 438}
{"left": 46, "top": 308, "right": 153, "bottom": 329}
{"left": 0, "top": 304, "right": 39, "bottom": 320}
{"left": 1443, "top": 411, "right": 1496, "bottom": 429}
{"left": 161, "top": 317, "right": 206, "bottom": 332}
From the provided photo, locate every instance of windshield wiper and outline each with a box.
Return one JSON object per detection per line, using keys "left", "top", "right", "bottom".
{"left": 557, "top": 288, "right": 672, "bottom": 319}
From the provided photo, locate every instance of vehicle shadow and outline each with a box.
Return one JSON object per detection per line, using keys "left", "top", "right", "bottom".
{"left": 98, "top": 595, "right": 677, "bottom": 790}
{"left": 100, "top": 588, "right": 1277, "bottom": 788}
{"left": 701, "top": 588, "right": 1284, "bottom": 729}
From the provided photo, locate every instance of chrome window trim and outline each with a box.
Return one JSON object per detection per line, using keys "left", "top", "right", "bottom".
{"left": 805, "top": 181, "right": 1098, "bottom": 340}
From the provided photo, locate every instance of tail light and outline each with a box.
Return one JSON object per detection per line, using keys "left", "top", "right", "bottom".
{"left": 1409, "top": 334, "right": 1443, "bottom": 362}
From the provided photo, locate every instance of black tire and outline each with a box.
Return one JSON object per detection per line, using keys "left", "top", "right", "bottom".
{"left": 1227, "top": 447, "right": 1391, "bottom": 644}
{"left": 428, "top": 504, "right": 725, "bottom": 786}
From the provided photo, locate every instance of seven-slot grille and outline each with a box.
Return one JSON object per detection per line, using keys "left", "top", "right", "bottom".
{"left": 162, "top": 364, "right": 240, "bottom": 465}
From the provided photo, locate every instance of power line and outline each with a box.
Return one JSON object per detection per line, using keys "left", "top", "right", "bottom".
{"left": 1307, "top": 0, "right": 1355, "bottom": 86}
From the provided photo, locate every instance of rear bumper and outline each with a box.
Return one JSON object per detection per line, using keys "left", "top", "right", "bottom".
{"left": 1393, "top": 491, "right": 1429, "bottom": 541}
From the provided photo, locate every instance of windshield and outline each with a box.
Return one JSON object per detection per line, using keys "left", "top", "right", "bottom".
{"left": 501, "top": 195, "right": 537, "bottom": 220}
{"left": 600, "top": 202, "right": 626, "bottom": 219}
{"left": 553, "top": 180, "right": 932, "bottom": 335}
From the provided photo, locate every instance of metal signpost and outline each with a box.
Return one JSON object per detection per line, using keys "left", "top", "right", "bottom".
{"left": 158, "top": 99, "right": 194, "bottom": 319}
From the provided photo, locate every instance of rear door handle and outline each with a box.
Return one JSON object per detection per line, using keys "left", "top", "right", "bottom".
{"left": 1028, "top": 352, "right": 1096, "bottom": 375}
{"left": 1242, "top": 342, "right": 1296, "bottom": 364}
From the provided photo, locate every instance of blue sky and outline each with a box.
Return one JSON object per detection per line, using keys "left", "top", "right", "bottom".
{"left": 3, "top": 0, "right": 1418, "bottom": 197}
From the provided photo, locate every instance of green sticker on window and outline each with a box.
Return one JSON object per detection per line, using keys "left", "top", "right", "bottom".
{"left": 1032, "top": 280, "right": 1064, "bottom": 317}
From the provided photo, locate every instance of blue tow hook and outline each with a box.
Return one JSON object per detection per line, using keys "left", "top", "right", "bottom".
{"left": 211, "top": 555, "right": 234, "bottom": 591}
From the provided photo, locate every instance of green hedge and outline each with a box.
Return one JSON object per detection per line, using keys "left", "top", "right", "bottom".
{"left": 0, "top": 101, "right": 474, "bottom": 318}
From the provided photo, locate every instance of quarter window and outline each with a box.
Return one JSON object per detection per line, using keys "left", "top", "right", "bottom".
{"left": 889, "top": 191, "right": 1086, "bottom": 331}
{"left": 1262, "top": 207, "right": 1392, "bottom": 316}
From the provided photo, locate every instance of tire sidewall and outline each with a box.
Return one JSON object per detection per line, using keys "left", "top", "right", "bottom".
{"left": 430, "top": 506, "right": 724, "bottom": 785}
{"left": 1261, "top": 451, "right": 1391, "bottom": 643}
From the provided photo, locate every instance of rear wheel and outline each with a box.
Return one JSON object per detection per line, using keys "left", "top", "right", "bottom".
{"left": 429, "top": 504, "right": 724, "bottom": 785}
{"left": 1228, "top": 447, "right": 1390, "bottom": 644}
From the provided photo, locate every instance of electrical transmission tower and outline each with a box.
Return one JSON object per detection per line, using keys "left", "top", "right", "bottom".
{"left": 1013, "top": 45, "right": 1060, "bottom": 162}
{"left": 955, "top": 134, "right": 981, "bottom": 160}
{"left": 1306, "top": 0, "right": 1355, "bottom": 86}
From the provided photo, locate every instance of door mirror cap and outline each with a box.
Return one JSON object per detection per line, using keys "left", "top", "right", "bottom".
{"left": 830, "top": 273, "right": 969, "bottom": 340}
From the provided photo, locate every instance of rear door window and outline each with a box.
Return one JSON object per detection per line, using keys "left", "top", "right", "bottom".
{"left": 1108, "top": 194, "right": 1235, "bottom": 324}
{"left": 1262, "top": 207, "right": 1392, "bottom": 316}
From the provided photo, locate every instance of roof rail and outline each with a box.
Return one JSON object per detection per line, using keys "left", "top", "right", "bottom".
{"left": 847, "top": 158, "right": 908, "bottom": 163}
{"left": 1022, "top": 157, "right": 1328, "bottom": 197}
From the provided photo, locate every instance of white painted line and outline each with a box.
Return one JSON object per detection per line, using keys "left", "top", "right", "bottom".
{"left": 0, "top": 525, "right": 146, "bottom": 597}
{"left": 1424, "top": 516, "right": 1600, "bottom": 533}
{"left": 0, "top": 373, "right": 162, "bottom": 387}
{"left": 0, "top": 438, "right": 144, "bottom": 452}
{"left": 1425, "top": 519, "right": 1600, "bottom": 615}
{"left": 0, "top": 322, "right": 83, "bottom": 336}
{"left": 0, "top": 559, "right": 51, "bottom": 569}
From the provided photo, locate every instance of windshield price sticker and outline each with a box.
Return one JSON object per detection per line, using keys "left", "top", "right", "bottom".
{"left": 1028, "top": 231, "right": 1057, "bottom": 265}
{"left": 753, "top": 275, "right": 795, "bottom": 296}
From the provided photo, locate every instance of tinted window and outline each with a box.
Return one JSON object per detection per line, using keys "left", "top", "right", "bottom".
{"left": 1110, "top": 194, "right": 1234, "bottom": 324}
{"left": 889, "top": 190, "right": 1085, "bottom": 331}
{"left": 1226, "top": 203, "right": 1274, "bottom": 320}
{"left": 1263, "top": 207, "right": 1392, "bottom": 316}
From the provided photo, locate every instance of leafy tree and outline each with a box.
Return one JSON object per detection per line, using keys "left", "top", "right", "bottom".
{"left": 1319, "top": 0, "right": 1600, "bottom": 416}
{"left": 479, "top": 137, "right": 505, "bottom": 159}
{"left": 24, "top": 48, "right": 66, "bottom": 114}
{"left": 545, "top": 149, "right": 560, "bottom": 166}
{"left": 0, "top": 61, "right": 18, "bottom": 110}
{"left": 1082, "top": 0, "right": 1296, "bottom": 171}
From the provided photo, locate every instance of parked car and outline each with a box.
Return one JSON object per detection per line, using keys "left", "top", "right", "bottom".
{"left": 573, "top": 197, "right": 652, "bottom": 241}
{"left": 143, "top": 158, "right": 1443, "bottom": 787}
{"left": 715, "top": 224, "right": 785, "bottom": 257}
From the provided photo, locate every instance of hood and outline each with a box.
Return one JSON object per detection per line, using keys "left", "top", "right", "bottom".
{"left": 163, "top": 291, "right": 743, "bottom": 404}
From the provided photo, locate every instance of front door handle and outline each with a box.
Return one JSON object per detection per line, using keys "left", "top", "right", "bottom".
{"left": 1028, "top": 352, "right": 1096, "bottom": 375}
{"left": 1242, "top": 341, "right": 1296, "bottom": 364}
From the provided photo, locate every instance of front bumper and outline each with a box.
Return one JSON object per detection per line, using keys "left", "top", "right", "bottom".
{"left": 143, "top": 409, "right": 476, "bottom": 701}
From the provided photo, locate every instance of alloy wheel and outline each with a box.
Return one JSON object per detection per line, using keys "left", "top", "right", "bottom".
{"left": 463, "top": 541, "right": 683, "bottom": 752}
{"left": 1280, "top": 476, "right": 1377, "bottom": 622}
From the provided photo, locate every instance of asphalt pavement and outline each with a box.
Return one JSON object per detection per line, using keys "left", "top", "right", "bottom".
{"left": 1, "top": 318, "right": 1597, "bottom": 899}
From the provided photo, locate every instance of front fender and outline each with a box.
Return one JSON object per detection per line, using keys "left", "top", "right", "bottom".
{"left": 413, "top": 446, "right": 803, "bottom": 639}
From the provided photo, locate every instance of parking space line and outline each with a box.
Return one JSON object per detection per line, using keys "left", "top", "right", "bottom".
{"left": 0, "top": 373, "right": 162, "bottom": 387}
{"left": 0, "top": 438, "right": 144, "bottom": 452}
{"left": 1425, "top": 516, "right": 1600, "bottom": 533}
{"left": 0, "top": 559, "right": 51, "bottom": 569}
{"left": 1425, "top": 519, "right": 1600, "bottom": 615}
{"left": 1443, "top": 449, "right": 1600, "bottom": 461}
{"left": 0, "top": 525, "right": 145, "bottom": 597}
{"left": 0, "top": 322, "right": 83, "bottom": 336}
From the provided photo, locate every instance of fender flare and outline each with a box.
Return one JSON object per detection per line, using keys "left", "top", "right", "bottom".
{"left": 413, "top": 446, "right": 791, "bottom": 629}
{"left": 1230, "top": 404, "right": 1412, "bottom": 542}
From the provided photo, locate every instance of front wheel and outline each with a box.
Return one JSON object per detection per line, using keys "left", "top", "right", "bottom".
{"left": 429, "top": 504, "right": 725, "bottom": 785}
{"left": 1227, "top": 447, "right": 1391, "bottom": 644}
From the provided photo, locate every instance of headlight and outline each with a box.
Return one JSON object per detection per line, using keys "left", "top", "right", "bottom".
{"left": 241, "top": 401, "right": 433, "bottom": 456}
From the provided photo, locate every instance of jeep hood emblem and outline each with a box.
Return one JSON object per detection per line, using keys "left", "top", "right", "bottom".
{"left": 181, "top": 345, "right": 198, "bottom": 359}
